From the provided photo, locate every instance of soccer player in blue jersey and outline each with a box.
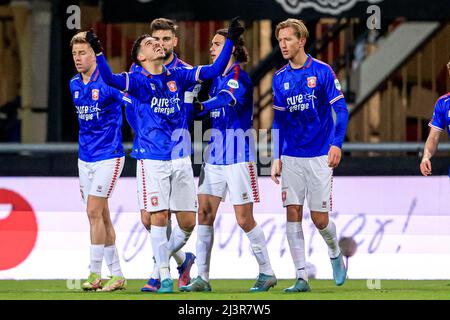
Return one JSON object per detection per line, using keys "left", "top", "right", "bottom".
{"left": 420, "top": 61, "right": 450, "bottom": 177}
{"left": 180, "top": 28, "right": 277, "bottom": 293}
{"left": 69, "top": 31, "right": 125, "bottom": 292}
{"left": 86, "top": 18, "right": 244, "bottom": 293}
{"left": 135, "top": 18, "right": 198, "bottom": 292}
{"left": 270, "top": 19, "right": 349, "bottom": 292}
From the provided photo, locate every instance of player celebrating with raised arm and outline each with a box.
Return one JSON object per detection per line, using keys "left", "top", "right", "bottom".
{"left": 420, "top": 61, "right": 450, "bottom": 177}
{"left": 270, "top": 19, "right": 349, "bottom": 292}
{"left": 128, "top": 18, "right": 198, "bottom": 293}
{"left": 69, "top": 31, "right": 126, "bottom": 292}
{"left": 86, "top": 17, "right": 244, "bottom": 293}
{"left": 180, "top": 28, "right": 277, "bottom": 293}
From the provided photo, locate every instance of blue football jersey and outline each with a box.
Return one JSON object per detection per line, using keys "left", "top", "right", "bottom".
{"left": 272, "top": 55, "right": 347, "bottom": 157}
{"left": 429, "top": 93, "right": 450, "bottom": 136}
{"left": 429, "top": 93, "right": 450, "bottom": 176}
{"left": 205, "top": 62, "right": 256, "bottom": 165}
{"left": 69, "top": 68, "right": 125, "bottom": 162}
{"left": 125, "top": 55, "right": 201, "bottom": 160}
{"left": 121, "top": 65, "right": 200, "bottom": 160}
{"left": 129, "top": 54, "right": 200, "bottom": 128}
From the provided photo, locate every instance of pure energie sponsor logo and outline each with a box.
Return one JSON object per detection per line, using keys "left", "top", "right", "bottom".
{"left": 286, "top": 93, "right": 316, "bottom": 112}
{"left": 76, "top": 104, "right": 101, "bottom": 121}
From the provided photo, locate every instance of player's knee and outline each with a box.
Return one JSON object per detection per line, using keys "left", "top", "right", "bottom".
{"left": 87, "top": 208, "right": 103, "bottom": 222}
{"left": 237, "top": 216, "right": 255, "bottom": 233}
{"left": 312, "top": 217, "right": 328, "bottom": 230}
{"left": 151, "top": 212, "right": 168, "bottom": 226}
{"left": 180, "top": 219, "right": 196, "bottom": 233}
{"left": 198, "top": 207, "right": 214, "bottom": 225}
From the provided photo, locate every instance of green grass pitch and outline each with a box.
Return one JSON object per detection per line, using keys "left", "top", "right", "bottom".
{"left": 0, "top": 279, "right": 449, "bottom": 300}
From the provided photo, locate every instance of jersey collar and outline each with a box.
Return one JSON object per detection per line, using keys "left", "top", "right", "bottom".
{"left": 78, "top": 66, "right": 100, "bottom": 84}
{"left": 166, "top": 53, "right": 179, "bottom": 69}
{"left": 287, "top": 54, "right": 312, "bottom": 71}
{"left": 224, "top": 61, "right": 241, "bottom": 76}
{"left": 140, "top": 65, "right": 171, "bottom": 78}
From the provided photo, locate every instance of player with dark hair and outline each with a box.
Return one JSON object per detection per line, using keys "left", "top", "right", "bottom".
{"left": 127, "top": 18, "right": 199, "bottom": 293}
{"left": 271, "top": 18, "right": 349, "bottom": 292}
{"left": 180, "top": 27, "right": 277, "bottom": 293}
{"left": 86, "top": 17, "right": 244, "bottom": 293}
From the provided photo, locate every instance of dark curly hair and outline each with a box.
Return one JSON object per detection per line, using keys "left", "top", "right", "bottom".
{"left": 216, "top": 28, "right": 249, "bottom": 64}
{"left": 131, "top": 34, "right": 151, "bottom": 66}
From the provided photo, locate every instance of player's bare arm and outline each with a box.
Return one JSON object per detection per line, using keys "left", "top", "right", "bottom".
{"left": 420, "top": 128, "right": 441, "bottom": 176}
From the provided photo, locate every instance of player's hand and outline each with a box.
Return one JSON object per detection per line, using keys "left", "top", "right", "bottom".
{"left": 227, "top": 16, "right": 245, "bottom": 44}
{"left": 86, "top": 29, "right": 103, "bottom": 55}
{"left": 420, "top": 157, "right": 432, "bottom": 176}
{"left": 271, "top": 159, "right": 282, "bottom": 184}
{"left": 328, "top": 146, "right": 342, "bottom": 168}
{"left": 193, "top": 99, "right": 207, "bottom": 117}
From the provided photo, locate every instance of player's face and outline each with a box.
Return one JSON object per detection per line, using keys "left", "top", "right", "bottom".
{"left": 151, "top": 30, "right": 178, "bottom": 60}
{"left": 210, "top": 34, "right": 226, "bottom": 63}
{"left": 72, "top": 43, "right": 96, "bottom": 74}
{"left": 277, "top": 27, "right": 306, "bottom": 61}
{"left": 138, "top": 37, "right": 165, "bottom": 62}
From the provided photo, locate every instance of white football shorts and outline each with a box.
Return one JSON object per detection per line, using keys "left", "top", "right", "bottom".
{"left": 137, "top": 156, "right": 197, "bottom": 213}
{"left": 280, "top": 155, "right": 332, "bottom": 212}
{"left": 78, "top": 156, "right": 125, "bottom": 204}
{"left": 198, "top": 161, "right": 260, "bottom": 205}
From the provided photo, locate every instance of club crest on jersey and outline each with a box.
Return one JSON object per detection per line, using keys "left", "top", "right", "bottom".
{"left": 91, "top": 89, "right": 99, "bottom": 101}
{"left": 167, "top": 81, "right": 177, "bottom": 92}
{"left": 284, "top": 82, "right": 290, "bottom": 90}
{"left": 151, "top": 196, "right": 158, "bottom": 207}
{"left": 150, "top": 83, "right": 156, "bottom": 91}
{"left": 307, "top": 76, "right": 317, "bottom": 88}
{"left": 74, "top": 91, "right": 79, "bottom": 99}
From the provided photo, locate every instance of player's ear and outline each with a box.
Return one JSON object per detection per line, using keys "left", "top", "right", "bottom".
{"left": 299, "top": 37, "right": 306, "bottom": 47}
{"left": 173, "top": 36, "right": 178, "bottom": 48}
{"left": 138, "top": 52, "right": 146, "bottom": 63}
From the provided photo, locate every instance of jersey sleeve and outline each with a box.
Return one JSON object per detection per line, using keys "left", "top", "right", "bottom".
{"left": 174, "top": 66, "right": 201, "bottom": 91}
{"left": 323, "top": 66, "right": 345, "bottom": 106}
{"left": 122, "top": 93, "right": 138, "bottom": 132}
{"left": 69, "top": 81, "right": 76, "bottom": 102}
{"left": 272, "top": 79, "right": 286, "bottom": 111}
{"left": 429, "top": 98, "right": 445, "bottom": 131}
{"left": 219, "top": 71, "right": 249, "bottom": 107}
{"left": 108, "top": 85, "right": 124, "bottom": 104}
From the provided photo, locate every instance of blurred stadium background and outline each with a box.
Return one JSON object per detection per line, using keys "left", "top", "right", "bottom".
{"left": 0, "top": 0, "right": 449, "bottom": 289}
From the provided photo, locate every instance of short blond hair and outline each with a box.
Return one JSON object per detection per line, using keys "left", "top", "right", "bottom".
{"left": 70, "top": 31, "right": 88, "bottom": 47}
{"left": 275, "top": 19, "right": 309, "bottom": 40}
